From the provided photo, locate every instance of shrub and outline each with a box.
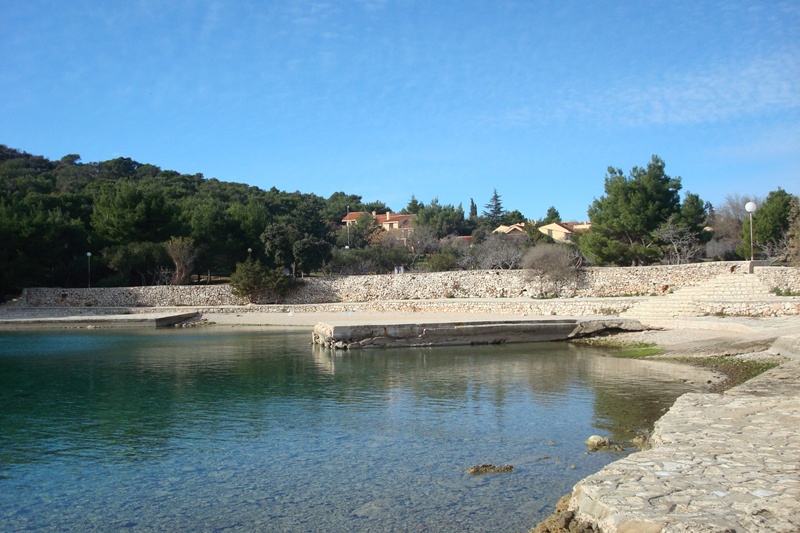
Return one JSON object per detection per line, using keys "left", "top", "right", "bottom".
{"left": 424, "top": 253, "right": 459, "bottom": 272}
{"left": 325, "top": 245, "right": 411, "bottom": 275}
{"left": 771, "top": 287, "right": 800, "bottom": 297}
{"left": 229, "top": 259, "right": 291, "bottom": 302}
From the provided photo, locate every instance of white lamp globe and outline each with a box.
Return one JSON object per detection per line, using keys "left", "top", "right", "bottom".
{"left": 745, "top": 201, "right": 757, "bottom": 213}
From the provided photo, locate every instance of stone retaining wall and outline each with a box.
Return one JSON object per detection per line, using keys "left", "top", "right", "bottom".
{"left": 696, "top": 300, "right": 800, "bottom": 317}
{"left": 252, "top": 298, "right": 642, "bottom": 317}
{"left": 756, "top": 266, "right": 800, "bottom": 293}
{"left": 22, "top": 285, "right": 249, "bottom": 308}
{"left": 286, "top": 262, "right": 762, "bottom": 304}
{"left": 20, "top": 262, "right": 800, "bottom": 313}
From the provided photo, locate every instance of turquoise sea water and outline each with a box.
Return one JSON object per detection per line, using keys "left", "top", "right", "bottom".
{"left": 0, "top": 328, "right": 703, "bottom": 532}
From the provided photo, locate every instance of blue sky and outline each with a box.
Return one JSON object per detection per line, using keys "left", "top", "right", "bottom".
{"left": 2, "top": 0, "right": 798, "bottom": 221}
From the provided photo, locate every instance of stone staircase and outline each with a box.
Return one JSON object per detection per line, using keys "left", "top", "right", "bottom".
{"left": 621, "top": 270, "right": 775, "bottom": 320}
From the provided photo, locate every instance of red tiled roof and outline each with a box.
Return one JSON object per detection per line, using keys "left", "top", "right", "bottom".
{"left": 382, "top": 213, "right": 413, "bottom": 224}
{"left": 341, "top": 211, "right": 414, "bottom": 228}
{"left": 548, "top": 222, "right": 573, "bottom": 232}
{"left": 562, "top": 221, "right": 592, "bottom": 233}
{"left": 342, "top": 211, "right": 366, "bottom": 223}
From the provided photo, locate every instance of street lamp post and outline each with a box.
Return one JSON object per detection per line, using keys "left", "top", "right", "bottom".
{"left": 86, "top": 252, "right": 92, "bottom": 288}
{"left": 745, "top": 201, "right": 757, "bottom": 261}
{"left": 346, "top": 205, "right": 350, "bottom": 249}
{"left": 247, "top": 248, "right": 252, "bottom": 261}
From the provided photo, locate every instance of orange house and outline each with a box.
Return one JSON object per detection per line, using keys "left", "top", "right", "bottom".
{"left": 342, "top": 211, "right": 414, "bottom": 233}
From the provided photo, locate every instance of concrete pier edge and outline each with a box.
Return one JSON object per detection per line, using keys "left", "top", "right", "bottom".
{"left": 311, "top": 317, "right": 648, "bottom": 349}
{"left": 0, "top": 311, "right": 198, "bottom": 329}
{"left": 543, "top": 332, "right": 800, "bottom": 533}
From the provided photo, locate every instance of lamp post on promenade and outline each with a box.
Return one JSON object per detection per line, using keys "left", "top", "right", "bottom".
{"left": 247, "top": 248, "right": 252, "bottom": 261}
{"left": 745, "top": 201, "right": 757, "bottom": 261}
{"left": 346, "top": 205, "right": 350, "bottom": 249}
{"left": 86, "top": 252, "right": 92, "bottom": 288}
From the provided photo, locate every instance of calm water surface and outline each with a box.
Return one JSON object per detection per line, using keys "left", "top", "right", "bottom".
{"left": 0, "top": 328, "right": 706, "bottom": 532}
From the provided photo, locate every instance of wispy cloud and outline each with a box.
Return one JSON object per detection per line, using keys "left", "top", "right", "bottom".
{"left": 611, "top": 51, "right": 800, "bottom": 126}
{"left": 717, "top": 123, "right": 800, "bottom": 160}
{"left": 354, "top": 0, "right": 390, "bottom": 12}
{"left": 288, "top": 1, "right": 340, "bottom": 26}
{"left": 486, "top": 50, "right": 800, "bottom": 129}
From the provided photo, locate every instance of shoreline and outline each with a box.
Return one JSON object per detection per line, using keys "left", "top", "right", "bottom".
{"left": 180, "top": 313, "right": 800, "bottom": 533}
{"left": 2, "top": 306, "right": 799, "bottom": 531}
{"left": 530, "top": 322, "right": 800, "bottom": 533}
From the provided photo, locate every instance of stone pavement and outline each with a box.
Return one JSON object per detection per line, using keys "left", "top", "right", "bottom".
{"left": 569, "top": 340, "right": 800, "bottom": 533}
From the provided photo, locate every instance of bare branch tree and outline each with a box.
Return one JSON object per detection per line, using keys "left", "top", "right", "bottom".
{"left": 164, "top": 236, "right": 199, "bottom": 285}
{"left": 153, "top": 266, "right": 173, "bottom": 286}
{"left": 457, "top": 246, "right": 480, "bottom": 270}
{"left": 404, "top": 225, "right": 439, "bottom": 264}
{"left": 655, "top": 219, "right": 704, "bottom": 264}
{"left": 522, "top": 243, "right": 581, "bottom": 295}
{"left": 706, "top": 194, "right": 762, "bottom": 259}
{"left": 790, "top": 197, "right": 800, "bottom": 266}
{"left": 758, "top": 230, "right": 791, "bottom": 264}
{"left": 477, "top": 233, "right": 526, "bottom": 269}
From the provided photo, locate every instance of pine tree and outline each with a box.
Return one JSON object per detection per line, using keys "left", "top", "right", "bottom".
{"left": 541, "top": 206, "right": 561, "bottom": 225}
{"left": 579, "top": 155, "right": 685, "bottom": 265}
{"left": 482, "top": 189, "right": 505, "bottom": 226}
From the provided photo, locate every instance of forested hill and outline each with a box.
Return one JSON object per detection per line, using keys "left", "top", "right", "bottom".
{"left": 0, "top": 144, "right": 386, "bottom": 297}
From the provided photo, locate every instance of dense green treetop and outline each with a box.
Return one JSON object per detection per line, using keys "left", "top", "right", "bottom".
{"left": 738, "top": 187, "right": 798, "bottom": 259}
{"left": 4, "top": 144, "right": 789, "bottom": 298}
{"left": 541, "top": 206, "right": 561, "bottom": 225}
{"left": 402, "top": 194, "right": 424, "bottom": 215}
{"left": 413, "top": 198, "right": 473, "bottom": 239}
{"left": 580, "top": 155, "right": 701, "bottom": 265}
{"left": 482, "top": 188, "right": 505, "bottom": 226}
{"left": 0, "top": 145, "right": 345, "bottom": 294}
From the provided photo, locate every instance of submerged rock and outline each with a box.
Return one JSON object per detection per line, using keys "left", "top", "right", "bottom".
{"left": 530, "top": 494, "right": 597, "bottom": 533}
{"left": 584, "top": 435, "right": 612, "bottom": 452}
{"left": 465, "top": 464, "right": 514, "bottom": 475}
{"left": 631, "top": 431, "right": 651, "bottom": 450}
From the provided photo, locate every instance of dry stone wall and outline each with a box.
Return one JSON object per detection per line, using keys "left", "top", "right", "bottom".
{"left": 756, "top": 266, "right": 800, "bottom": 294}
{"left": 268, "top": 262, "right": 762, "bottom": 304}
{"left": 20, "top": 262, "right": 800, "bottom": 316}
{"left": 23, "top": 285, "right": 248, "bottom": 308}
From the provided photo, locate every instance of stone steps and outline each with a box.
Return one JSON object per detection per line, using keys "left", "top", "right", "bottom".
{"left": 622, "top": 272, "right": 775, "bottom": 319}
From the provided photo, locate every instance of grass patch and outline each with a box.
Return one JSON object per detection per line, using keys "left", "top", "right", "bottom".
{"left": 671, "top": 356, "right": 781, "bottom": 392}
{"left": 572, "top": 338, "right": 665, "bottom": 358}
{"left": 615, "top": 347, "right": 664, "bottom": 358}
{"left": 771, "top": 287, "right": 800, "bottom": 296}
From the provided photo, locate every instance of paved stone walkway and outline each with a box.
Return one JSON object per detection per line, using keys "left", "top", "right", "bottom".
{"left": 570, "top": 342, "right": 800, "bottom": 533}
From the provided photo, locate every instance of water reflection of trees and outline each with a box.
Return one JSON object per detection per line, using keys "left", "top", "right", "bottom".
{"left": 584, "top": 356, "right": 703, "bottom": 442}
{"left": 0, "top": 331, "right": 704, "bottom": 466}
{"left": 319, "top": 342, "right": 706, "bottom": 443}
{"left": 0, "top": 329, "right": 316, "bottom": 465}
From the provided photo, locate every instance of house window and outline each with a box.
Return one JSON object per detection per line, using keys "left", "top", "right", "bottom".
{"left": 547, "top": 229, "right": 553, "bottom": 237}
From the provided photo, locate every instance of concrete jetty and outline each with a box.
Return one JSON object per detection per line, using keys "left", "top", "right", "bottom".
{"left": 0, "top": 311, "right": 198, "bottom": 329}
{"left": 312, "top": 317, "right": 647, "bottom": 349}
